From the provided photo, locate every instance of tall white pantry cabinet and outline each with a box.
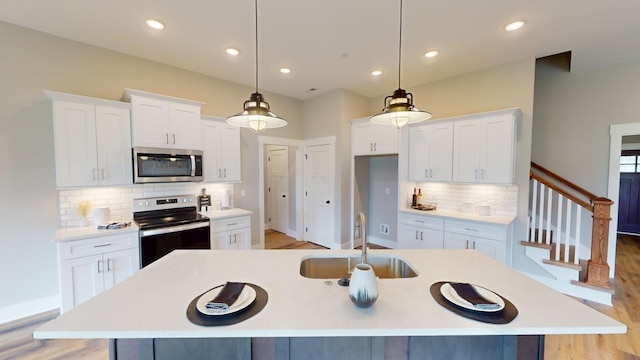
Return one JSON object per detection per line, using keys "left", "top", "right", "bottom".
{"left": 46, "top": 91, "right": 132, "bottom": 188}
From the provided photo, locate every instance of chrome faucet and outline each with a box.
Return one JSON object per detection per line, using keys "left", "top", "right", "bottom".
{"left": 357, "top": 211, "right": 368, "bottom": 264}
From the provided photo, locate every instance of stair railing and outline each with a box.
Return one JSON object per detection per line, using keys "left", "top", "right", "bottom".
{"left": 529, "top": 162, "right": 613, "bottom": 288}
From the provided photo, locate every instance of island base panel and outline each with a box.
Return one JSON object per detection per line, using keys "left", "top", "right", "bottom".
{"left": 110, "top": 335, "right": 543, "bottom": 360}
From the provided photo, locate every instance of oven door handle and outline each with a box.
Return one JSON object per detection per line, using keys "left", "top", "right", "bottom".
{"left": 140, "top": 221, "right": 209, "bottom": 237}
{"left": 190, "top": 155, "right": 196, "bottom": 177}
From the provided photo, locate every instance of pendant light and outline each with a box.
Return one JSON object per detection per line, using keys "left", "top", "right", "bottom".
{"left": 370, "top": 0, "right": 431, "bottom": 128}
{"left": 226, "top": 0, "right": 287, "bottom": 133}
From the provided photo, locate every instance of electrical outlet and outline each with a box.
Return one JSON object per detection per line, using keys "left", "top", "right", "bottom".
{"left": 380, "top": 223, "right": 389, "bottom": 235}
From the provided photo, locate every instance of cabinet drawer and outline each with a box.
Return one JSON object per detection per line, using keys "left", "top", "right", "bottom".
{"left": 211, "top": 215, "right": 251, "bottom": 232}
{"left": 399, "top": 214, "right": 443, "bottom": 230}
{"left": 444, "top": 219, "right": 503, "bottom": 240}
{"left": 59, "top": 233, "right": 138, "bottom": 260}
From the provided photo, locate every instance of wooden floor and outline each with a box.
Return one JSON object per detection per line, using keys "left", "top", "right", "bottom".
{"left": 2, "top": 232, "right": 638, "bottom": 359}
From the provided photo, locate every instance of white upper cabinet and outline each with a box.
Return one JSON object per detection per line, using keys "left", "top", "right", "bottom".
{"left": 47, "top": 91, "right": 132, "bottom": 188}
{"left": 202, "top": 116, "right": 241, "bottom": 182}
{"left": 408, "top": 121, "right": 453, "bottom": 182}
{"left": 351, "top": 118, "right": 399, "bottom": 156}
{"left": 452, "top": 109, "right": 518, "bottom": 184}
{"left": 123, "top": 89, "right": 204, "bottom": 150}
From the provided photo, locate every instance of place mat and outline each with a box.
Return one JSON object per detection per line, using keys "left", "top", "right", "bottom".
{"left": 186, "top": 283, "right": 268, "bottom": 326}
{"left": 430, "top": 282, "right": 518, "bottom": 324}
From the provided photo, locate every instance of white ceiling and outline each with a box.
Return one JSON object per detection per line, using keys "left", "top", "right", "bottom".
{"left": 1, "top": 0, "right": 639, "bottom": 100}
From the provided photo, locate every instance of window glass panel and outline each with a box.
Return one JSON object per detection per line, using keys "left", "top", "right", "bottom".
{"left": 620, "top": 155, "right": 636, "bottom": 164}
{"left": 620, "top": 164, "right": 636, "bottom": 173}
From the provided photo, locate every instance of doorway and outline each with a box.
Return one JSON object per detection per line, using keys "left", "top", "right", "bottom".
{"left": 266, "top": 145, "right": 289, "bottom": 234}
{"left": 303, "top": 143, "right": 336, "bottom": 248}
{"left": 617, "top": 143, "right": 640, "bottom": 234}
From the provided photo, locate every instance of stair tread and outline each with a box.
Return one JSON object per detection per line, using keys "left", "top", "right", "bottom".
{"left": 520, "top": 240, "right": 553, "bottom": 250}
{"left": 542, "top": 258, "right": 583, "bottom": 271}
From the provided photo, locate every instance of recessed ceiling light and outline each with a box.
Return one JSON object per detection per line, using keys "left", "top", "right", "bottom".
{"left": 145, "top": 19, "right": 165, "bottom": 30}
{"left": 424, "top": 50, "right": 439, "bottom": 58}
{"left": 280, "top": 67, "right": 292, "bottom": 74}
{"left": 226, "top": 48, "right": 240, "bottom": 56}
{"left": 504, "top": 20, "right": 525, "bottom": 31}
{"left": 371, "top": 70, "right": 382, "bottom": 77}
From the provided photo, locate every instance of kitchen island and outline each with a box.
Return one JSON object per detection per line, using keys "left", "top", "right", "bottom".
{"left": 34, "top": 249, "right": 625, "bottom": 359}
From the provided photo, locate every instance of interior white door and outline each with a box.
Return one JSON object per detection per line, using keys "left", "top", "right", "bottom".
{"left": 267, "top": 146, "right": 289, "bottom": 234}
{"left": 304, "top": 144, "right": 335, "bottom": 248}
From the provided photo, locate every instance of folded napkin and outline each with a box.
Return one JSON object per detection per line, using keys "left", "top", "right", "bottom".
{"left": 206, "top": 282, "right": 246, "bottom": 312}
{"left": 449, "top": 282, "right": 501, "bottom": 310}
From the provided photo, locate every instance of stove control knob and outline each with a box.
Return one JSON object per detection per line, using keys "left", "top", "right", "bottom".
{"left": 145, "top": 201, "right": 149, "bottom": 206}
{"left": 189, "top": 198, "right": 193, "bottom": 202}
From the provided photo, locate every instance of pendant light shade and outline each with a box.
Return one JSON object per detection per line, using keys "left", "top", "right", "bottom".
{"left": 226, "top": 0, "right": 287, "bottom": 133}
{"left": 370, "top": 0, "right": 431, "bottom": 128}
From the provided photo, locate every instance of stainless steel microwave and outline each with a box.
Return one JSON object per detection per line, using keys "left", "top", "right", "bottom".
{"left": 133, "top": 147, "right": 203, "bottom": 184}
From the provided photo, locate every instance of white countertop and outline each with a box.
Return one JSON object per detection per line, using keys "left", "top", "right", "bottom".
{"left": 201, "top": 208, "right": 253, "bottom": 220}
{"left": 34, "top": 249, "right": 625, "bottom": 339}
{"left": 400, "top": 208, "right": 516, "bottom": 225}
{"left": 53, "top": 223, "right": 138, "bottom": 242}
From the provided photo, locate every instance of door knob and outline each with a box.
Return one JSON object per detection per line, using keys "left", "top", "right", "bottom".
{"left": 282, "top": 195, "right": 286, "bottom": 198}
{"left": 325, "top": 200, "right": 330, "bottom": 204}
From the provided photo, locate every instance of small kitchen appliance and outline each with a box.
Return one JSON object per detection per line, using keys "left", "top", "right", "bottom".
{"left": 133, "top": 147, "right": 203, "bottom": 184}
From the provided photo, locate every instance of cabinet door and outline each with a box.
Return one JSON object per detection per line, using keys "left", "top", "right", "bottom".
{"left": 102, "top": 248, "right": 140, "bottom": 290}
{"left": 452, "top": 119, "right": 482, "bottom": 183}
{"left": 212, "top": 230, "right": 233, "bottom": 250}
{"left": 60, "top": 254, "right": 104, "bottom": 313}
{"left": 408, "top": 124, "right": 429, "bottom": 181}
{"left": 481, "top": 115, "right": 515, "bottom": 184}
{"left": 130, "top": 96, "right": 171, "bottom": 148}
{"left": 202, "top": 121, "right": 223, "bottom": 181}
{"left": 427, "top": 122, "right": 453, "bottom": 182}
{"left": 398, "top": 224, "right": 423, "bottom": 249}
{"left": 352, "top": 121, "right": 374, "bottom": 155}
{"left": 472, "top": 237, "right": 505, "bottom": 262}
{"left": 170, "top": 103, "right": 201, "bottom": 150}
{"left": 231, "top": 228, "right": 251, "bottom": 250}
{"left": 220, "top": 125, "right": 241, "bottom": 181}
{"left": 52, "top": 101, "right": 99, "bottom": 187}
{"left": 444, "top": 232, "right": 471, "bottom": 250}
{"left": 371, "top": 124, "right": 399, "bottom": 155}
{"left": 95, "top": 106, "right": 133, "bottom": 186}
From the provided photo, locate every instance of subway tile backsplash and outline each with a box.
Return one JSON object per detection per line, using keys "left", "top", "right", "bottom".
{"left": 414, "top": 183, "right": 518, "bottom": 217}
{"left": 58, "top": 182, "right": 234, "bottom": 228}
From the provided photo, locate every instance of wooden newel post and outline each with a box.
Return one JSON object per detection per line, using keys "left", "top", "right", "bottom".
{"left": 586, "top": 197, "right": 614, "bottom": 288}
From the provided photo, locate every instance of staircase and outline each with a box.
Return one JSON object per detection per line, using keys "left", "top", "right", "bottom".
{"left": 522, "top": 162, "right": 615, "bottom": 305}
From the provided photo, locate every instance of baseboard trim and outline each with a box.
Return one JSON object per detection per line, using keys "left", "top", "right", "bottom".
{"left": 367, "top": 236, "right": 397, "bottom": 249}
{"left": 0, "top": 295, "right": 60, "bottom": 326}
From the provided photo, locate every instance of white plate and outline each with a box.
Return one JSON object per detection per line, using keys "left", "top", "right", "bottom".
{"left": 196, "top": 285, "right": 256, "bottom": 316}
{"left": 440, "top": 283, "right": 505, "bottom": 313}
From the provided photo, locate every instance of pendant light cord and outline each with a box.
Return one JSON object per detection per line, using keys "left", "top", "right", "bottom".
{"left": 397, "top": 0, "right": 403, "bottom": 89}
{"left": 255, "top": 0, "right": 259, "bottom": 94}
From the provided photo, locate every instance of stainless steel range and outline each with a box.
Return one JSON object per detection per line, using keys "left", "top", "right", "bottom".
{"left": 133, "top": 195, "right": 210, "bottom": 268}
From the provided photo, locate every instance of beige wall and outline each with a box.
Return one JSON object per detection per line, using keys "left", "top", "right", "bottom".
{"left": 371, "top": 58, "right": 539, "bottom": 274}
{"left": 0, "top": 21, "right": 302, "bottom": 310}
{"left": 532, "top": 58, "right": 640, "bottom": 196}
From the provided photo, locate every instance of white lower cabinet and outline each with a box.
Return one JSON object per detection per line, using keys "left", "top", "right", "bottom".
{"left": 211, "top": 215, "right": 251, "bottom": 250}
{"left": 398, "top": 214, "right": 444, "bottom": 249}
{"left": 58, "top": 232, "right": 139, "bottom": 313}
{"left": 444, "top": 219, "right": 508, "bottom": 263}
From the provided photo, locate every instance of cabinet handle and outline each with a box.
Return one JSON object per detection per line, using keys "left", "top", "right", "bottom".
{"left": 94, "top": 243, "right": 112, "bottom": 248}
{"left": 224, "top": 169, "right": 227, "bottom": 178}
{"left": 92, "top": 168, "right": 98, "bottom": 181}
{"left": 227, "top": 222, "right": 238, "bottom": 226}
{"left": 481, "top": 169, "right": 485, "bottom": 179}
{"left": 472, "top": 241, "right": 476, "bottom": 249}
{"left": 374, "top": 143, "right": 377, "bottom": 151}
{"left": 475, "top": 169, "right": 478, "bottom": 179}
{"left": 107, "top": 259, "right": 112, "bottom": 272}
{"left": 370, "top": 143, "right": 373, "bottom": 152}
{"left": 228, "top": 235, "right": 233, "bottom": 244}
{"left": 97, "top": 260, "right": 102, "bottom": 274}
{"left": 425, "top": 169, "right": 428, "bottom": 178}
{"left": 101, "top": 168, "right": 106, "bottom": 180}
{"left": 173, "top": 134, "right": 176, "bottom": 145}
{"left": 465, "top": 228, "right": 479, "bottom": 232}
{"left": 466, "top": 240, "right": 469, "bottom": 249}
{"left": 218, "top": 169, "right": 222, "bottom": 178}
{"left": 234, "top": 234, "right": 237, "bottom": 243}
{"left": 420, "top": 231, "right": 423, "bottom": 241}
{"left": 415, "top": 230, "right": 419, "bottom": 240}
{"left": 430, "top": 169, "right": 433, "bottom": 178}
{"left": 166, "top": 133, "right": 169, "bottom": 144}
{"left": 415, "top": 220, "right": 425, "bottom": 223}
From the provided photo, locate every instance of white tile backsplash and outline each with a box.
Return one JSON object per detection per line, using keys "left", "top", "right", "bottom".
{"left": 58, "top": 182, "right": 234, "bottom": 228}
{"left": 414, "top": 183, "right": 518, "bottom": 217}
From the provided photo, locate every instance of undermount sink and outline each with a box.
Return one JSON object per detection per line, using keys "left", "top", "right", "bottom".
{"left": 299, "top": 254, "right": 418, "bottom": 279}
